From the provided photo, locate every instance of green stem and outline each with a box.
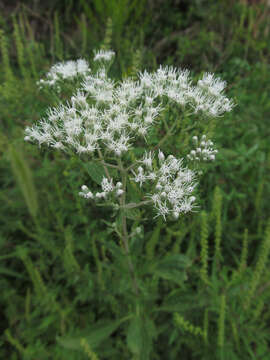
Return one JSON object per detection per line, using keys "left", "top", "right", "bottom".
{"left": 120, "top": 200, "right": 152, "bottom": 209}
{"left": 152, "top": 122, "right": 177, "bottom": 151}
{"left": 97, "top": 148, "right": 111, "bottom": 179}
{"left": 117, "top": 158, "right": 140, "bottom": 297}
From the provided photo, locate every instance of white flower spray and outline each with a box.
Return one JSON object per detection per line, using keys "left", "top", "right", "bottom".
{"left": 24, "top": 49, "right": 234, "bottom": 295}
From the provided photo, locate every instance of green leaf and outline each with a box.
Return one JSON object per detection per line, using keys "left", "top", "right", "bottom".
{"left": 0, "top": 267, "right": 26, "bottom": 279}
{"left": 148, "top": 254, "right": 191, "bottom": 285}
{"left": 8, "top": 144, "right": 38, "bottom": 219}
{"left": 153, "top": 290, "right": 208, "bottom": 314}
{"left": 83, "top": 161, "right": 106, "bottom": 185}
{"left": 127, "top": 315, "right": 156, "bottom": 359}
{"left": 126, "top": 178, "right": 142, "bottom": 203}
{"left": 145, "top": 218, "right": 163, "bottom": 260}
{"left": 56, "top": 316, "right": 130, "bottom": 351}
{"left": 125, "top": 208, "right": 141, "bottom": 220}
{"left": 38, "top": 314, "right": 56, "bottom": 330}
{"left": 127, "top": 316, "right": 142, "bottom": 355}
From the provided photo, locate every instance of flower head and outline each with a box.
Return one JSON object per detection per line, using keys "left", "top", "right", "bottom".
{"left": 93, "top": 50, "right": 115, "bottom": 62}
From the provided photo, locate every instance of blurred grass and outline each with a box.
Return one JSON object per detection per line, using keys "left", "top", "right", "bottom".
{"left": 0, "top": 0, "right": 270, "bottom": 359}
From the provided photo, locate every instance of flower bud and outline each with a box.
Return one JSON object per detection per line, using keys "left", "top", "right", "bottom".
{"left": 116, "top": 182, "right": 122, "bottom": 188}
{"left": 116, "top": 189, "right": 124, "bottom": 196}
{"left": 158, "top": 150, "right": 165, "bottom": 163}
{"left": 135, "top": 227, "right": 141, "bottom": 234}
{"left": 86, "top": 191, "right": 94, "bottom": 199}
{"left": 81, "top": 185, "right": 88, "bottom": 191}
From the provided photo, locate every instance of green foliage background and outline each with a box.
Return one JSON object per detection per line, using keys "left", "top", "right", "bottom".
{"left": 0, "top": 0, "right": 270, "bottom": 359}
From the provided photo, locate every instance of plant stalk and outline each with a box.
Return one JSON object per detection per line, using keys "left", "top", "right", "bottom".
{"left": 118, "top": 158, "right": 140, "bottom": 297}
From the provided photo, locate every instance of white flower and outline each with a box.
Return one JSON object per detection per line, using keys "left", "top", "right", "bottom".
{"left": 197, "top": 72, "right": 226, "bottom": 96}
{"left": 79, "top": 185, "right": 94, "bottom": 199}
{"left": 116, "top": 189, "right": 124, "bottom": 196}
{"left": 155, "top": 201, "right": 170, "bottom": 220}
{"left": 158, "top": 150, "right": 165, "bottom": 163}
{"left": 140, "top": 151, "right": 154, "bottom": 169}
{"left": 37, "top": 59, "right": 90, "bottom": 88}
{"left": 93, "top": 49, "right": 115, "bottom": 62}
{"left": 132, "top": 167, "right": 147, "bottom": 187}
{"left": 116, "top": 182, "right": 122, "bottom": 188}
{"left": 101, "top": 177, "right": 114, "bottom": 193}
{"left": 134, "top": 150, "right": 197, "bottom": 220}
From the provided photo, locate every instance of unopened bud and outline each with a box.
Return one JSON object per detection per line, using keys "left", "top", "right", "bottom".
{"left": 116, "top": 189, "right": 124, "bottom": 196}
{"left": 86, "top": 191, "right": 94, "bottom": 199}
{"left": 158, "top": 150, "right": 165, "bottom": 163}
{"left": 135, "top": 227, "right": 141, "bottom": 234}
{"left": 161, "top": 192, "right": 166, "bottom": 198}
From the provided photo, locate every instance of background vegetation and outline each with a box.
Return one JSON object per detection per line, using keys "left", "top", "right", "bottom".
{"left": 0, "top": 0, "right": 270, "bottom": 359}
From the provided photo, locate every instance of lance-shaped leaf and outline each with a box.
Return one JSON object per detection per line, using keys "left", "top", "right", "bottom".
{"left": 83, "top": 161, "right": 106, "bottom": 185}
{"left": 127, "top": 314, "right": 157, "bottom": 359}
{"left": 56, "top": 316, "right": 131, "bottom": 351}
{"left": 8, "top": 144, "right": 38, "bottom": 219}
{"left": 145, "top": 254, "right": 192, "bottom": 285}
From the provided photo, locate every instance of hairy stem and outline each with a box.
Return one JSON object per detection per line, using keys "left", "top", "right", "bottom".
{"left": 117, "top": 158, "right": 140, "bottom": 297}
{"left": 97, "top": 148, "right": 112, "bottom": 179}
{"left": 120, "top": 200, "right": 152, "bottom": 209}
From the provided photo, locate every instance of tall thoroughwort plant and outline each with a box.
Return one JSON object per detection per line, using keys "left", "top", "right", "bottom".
{"left": 24, "top": 50, "right": 234, "bottom": 353}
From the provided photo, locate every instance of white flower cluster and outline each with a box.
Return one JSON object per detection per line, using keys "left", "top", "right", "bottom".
{"left": 93, "top": 49, "right": 115, "bottom": 62}
{"left": 132, "top": 150, "right": 197, "bottom": 220}
{"left": 187, "top": 135, "right": 218, "bottom": 161}
{"left": 79, "top": 178, "right": 124, "bottom": 200}
{"left": 25, "top": 51, "right": 233, "bottom": 159}
{"left": 24, "top": 49, "right": 234, "bottom": 220}
{"left": 139, "top": 66, "right": 235, "bottom": 117}
{"left": 37, "top": 59, "right": 90, "bottom": 89}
